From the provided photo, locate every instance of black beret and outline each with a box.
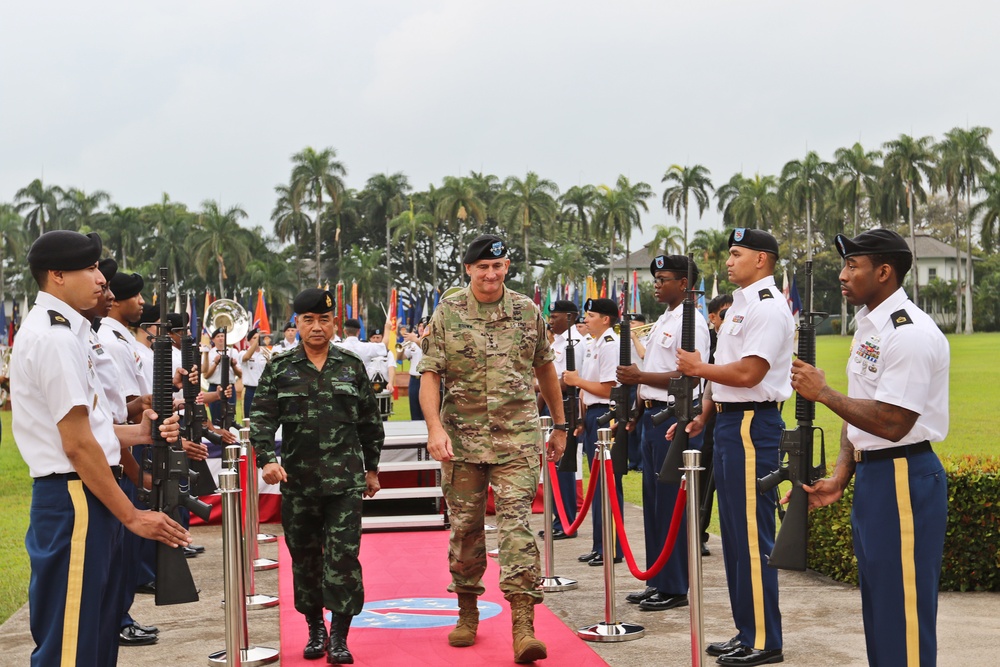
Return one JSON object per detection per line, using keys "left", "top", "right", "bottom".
{"left": 292, "top": 288, "right": 334, "bottom": 315}
{"left": 136, "top": 302, "right": 160, "bottom": 327}
{"left": 283, "top": 322, "right": 296, "bottom": 331}
{"left": 344, "top": 318, "right": 362, "bottom": 329}
{"left": 246, "top": 328, "right": 258, "bottom": 341}
{"left": 551, "top": 299, "right": 579, "bottom": 314}
{"left": 28, "top": 230, "right": 103, "bottom": 271}
{"left": 835, "top": 229, "right": 911, "bottom": 258}
{"left": 585, "top": 297, "right": 619, "bottom": 319}
{"left": 211, "top": 327, "right": 225, "bottom": 338}
{"left": 108, "top": 271, "right": 144, "bottom": 301}
{"left": 371, "top": 328, "right": 383, "bottom": 336}
{"left": 463, "top": 234, "right": 508, "bottom": 264}
{"left": 649, "top": 254, "right": 688, "bottom": 276}
{"left": 728, "top": 228, "right": 779, "bottom": 256}
{"left": 98, "top": 257, "right": 118, "bottom": 283}
{"left": 165, "top": 312, "right": 187, "bottom": 331}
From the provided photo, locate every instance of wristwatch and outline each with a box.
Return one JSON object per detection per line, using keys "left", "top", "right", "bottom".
{"left": 551, "top": 423, "right": 569, "bottom": 432}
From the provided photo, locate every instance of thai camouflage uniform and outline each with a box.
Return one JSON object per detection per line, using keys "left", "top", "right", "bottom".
{"left": 417, "top": 285, "right": 553, "bottom": 602}
{"left": 251, "top": 343, "right": 384, "bottom": 616}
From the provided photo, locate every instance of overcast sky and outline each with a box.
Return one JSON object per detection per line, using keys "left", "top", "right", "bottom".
{"left": 3, "top": 1, "right": 998, "bottom": 247}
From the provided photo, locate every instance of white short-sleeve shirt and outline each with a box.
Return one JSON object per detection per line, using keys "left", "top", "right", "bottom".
{"left": 580, "top": 329, "right": 619, "bottom": 407}
{"left": 639, "top": 303, "right": 711, "bottom": 402}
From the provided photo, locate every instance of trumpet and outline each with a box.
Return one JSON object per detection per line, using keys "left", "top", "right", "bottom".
{"left": 613, "top": 321, "right": 654, "bottom": 337}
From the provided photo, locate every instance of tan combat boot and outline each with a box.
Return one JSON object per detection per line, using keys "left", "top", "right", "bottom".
{"left": 447, "top": 593, "right": 479, "bottom": 647}
{"left": 510, "top": 594, "right": 547, "bottom": 663}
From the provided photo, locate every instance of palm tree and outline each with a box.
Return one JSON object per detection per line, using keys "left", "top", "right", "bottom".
{"left": 14, "top": 179, "right": 63, "bottom": 239}
{"left": 101, "top": 205, "right": 147, "bottom": 271}
{"left": 648, "top": 223, "right": 684, "bottom": 255}
{"left": 539, "top": 244, "right": 587, "bottom": 289}
{"left": 189, "top": 200, "right": 253, "bottom": 295}
{"left": 881, "top": 134, "right": 936, "bottom": 304}
{"left": 362, "top": 172, "right": 411, "bottom": 300}
{"left": 559, "top": 184, "right": 599, "bottom": 238}
{"left": 0, "top": 204, "right": 26, "bottom": 307}
{"left": 690, "top": 228, "right": 730, "bottom": 286}
{"left": 779, "top": 151, "right": 833, "bottom": 264}
{"left": 492, "top": 172, "right": 560, "bottom": 282}
{"left": 290, "top": 147, "right": 347, "bottom": 284}
{"left": 437, "top": 176, "right": 488, "bottom": 228}
{"left": 937, "top": 127, "right": 997, "bottom": 334}
{"left": 144, "top": 194, "right": 194, "bottom": 298}
{"left": 661, "top": 164, "right": 714, "bottom": 252}
{"left": 62, "top": 188, "right": 111, "bottom": 232}
{"left": 972, "top": 169, "right": 1000, "bottom": 254}
{"left": 716, "top": 172, "right": 780, "bottom": 231}
{"left": 271, "top": 183, "right": 312, "bottom": 287}
{"left": 594, "top": 176, "right": 652, "bottom": 284}
{"left": 244, "top": 258, "right": 299, "bottom": 330}
{"left": 390, "top": 205, "right": 435, "bottom": 290}
{"left": 338, "top": 244, "right": 387, "bottom": 324}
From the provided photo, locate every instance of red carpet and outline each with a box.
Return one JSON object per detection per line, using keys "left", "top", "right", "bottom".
{"left": 278, "top": 531, "right": 607, "bottom": 666}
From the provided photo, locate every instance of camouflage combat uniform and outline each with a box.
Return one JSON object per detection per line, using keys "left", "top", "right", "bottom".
{"left": 418, "top": 285, "right": 553, "bottom": 601}
{"left": 251, "top": 343, "right": 384, "bottom": 616}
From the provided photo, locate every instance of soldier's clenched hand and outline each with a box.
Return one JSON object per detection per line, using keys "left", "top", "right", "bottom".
{"left": 427, "top": 427, "right": 454, "bottom": 462}
{"left": 364, "top": 471, "right": 380, "bottom": 498}
{"left": 262, "top": 462, "right": 287, "bottom": 485}
{"left": 545, "top": 429, "right": 567, "bottom": 462}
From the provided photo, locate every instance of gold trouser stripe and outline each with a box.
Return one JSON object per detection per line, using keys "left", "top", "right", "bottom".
{"left": 61, "top": 481, "right": 88, "bottom": 667}
{"left": 740, "top": 413, "right": 766, "bottom": 649}
{"left": 893, "top": 459, "right": 919, "bottom": 667}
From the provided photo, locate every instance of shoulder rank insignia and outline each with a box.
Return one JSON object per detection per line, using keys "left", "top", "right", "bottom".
{"left": 48, "top": 310, "right": 70, "bottom": 327}
{"left": 890, "top": 309, "right": 913, "bottom": 328}
{"left": 603, "top": 335, "right": 614, "bottom": 342}
{"left": 112, "top": 330, "right": 128, "bottom": 342}
{"left": 758, "top": 289, "right": 774, "bottom": 300}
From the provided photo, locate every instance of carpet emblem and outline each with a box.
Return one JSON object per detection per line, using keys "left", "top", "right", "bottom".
{"left": 345, "top": 597, "right": 503, "bottom": 629}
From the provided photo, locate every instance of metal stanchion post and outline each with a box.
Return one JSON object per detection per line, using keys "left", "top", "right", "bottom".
{"left": 244, "top": 418, "right": 277, "bottom": 544}
{"left": 682, "top": 449, "right": 705, "bottom": 666}
{"left": 538, "top": 416, "right": 577, "bottom": 592}
{"left": 239, "top": 434, "right": 278, "bottom": 610}
{"left": 208, "top": 471, "right": 278, "bottom": 667}
{"left": 241, "top": 420, "right": 277, "bottom": 571}
{"left": 578, "top": 428, "right": 644, "bottom": 642}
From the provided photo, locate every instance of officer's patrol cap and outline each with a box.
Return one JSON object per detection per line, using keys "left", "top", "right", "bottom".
{"left": 585, "top": 297, "right": 619, "bottom": 321}
{"left": 649, "top": 254, "right": 688, "bottom": 276}
{"left": 292, "top": 288, "right": 335, "bottom": 315}
{"left": 108, "top": 271, "right": 144, "bottom": 301}
{"left": 834, "top": 229, "right": 912, "bottom": 259}
{"left": 463, "top": 234, "right": 508, "bottom": 264}
{"left": 728, "top": 228, "right": 779, "bottom": 256}
{"left": 551, "top": 299, "right": 579, "bottom": 314}
{"left": 98, "top": 257, "right": 118, "bottom": 283}
{"left": 27, "top": 230, "right": 104, "bottom": 271}
{"left": 344, "top": 318, "right": 362, "bottom": 329}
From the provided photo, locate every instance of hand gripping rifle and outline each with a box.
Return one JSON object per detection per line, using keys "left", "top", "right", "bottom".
{"left": 757, "top": 260, "right": 827, "bottom": 571}
{"left": 140, "top": 268, "right": 211, "bottom": 605}
{"left": 180, "top": 330, "right": 221, "bottom": 496}
{"left": 655, "top": 253, "right": 702, "bottom": 484}
{"left": 558, "top": 325, "right": 580, "bottom": 473}
{"left": 218, "top": 326, "right": 232, "bottom": 431}
{"left": 597, "top": 282, "right": 632, "bottom": 477}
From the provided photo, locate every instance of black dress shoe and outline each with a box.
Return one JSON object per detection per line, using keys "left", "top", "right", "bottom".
{"left": 136, "top": 581, "right": 156, "bottom": 595}
{"left": 183, "top": 546, "right": 199, "bottom": 558}
{"left": 702, "top": 543, "right": 711, "bottom": 557}
{"left": 716, "top": 646, "right": 783, "bottom": 666}
{"left": 588, "top": 555, "right": 622, "bottom": 566}
{"left": 706, "top": 637, "right": 742, "bottom": 657}
{"left": 551, "top": 529, "right": 575, "bottom": 540}
{"left": 638, "top": 593, "right": 689, "bottom": 611}
{"left": 577, "top": 551, "right": 599, "bottom": 562}
{"left": 188, "top": 544, "right": 206, "bottom": 553}
{"left": 120, "top": 624, "right": 158, "bottom": 646}
{"left": 132, "top": 621, "right": 159, "bottom": 634}
{"left": 625, "top": 587, "right": 657, "bottom": 604}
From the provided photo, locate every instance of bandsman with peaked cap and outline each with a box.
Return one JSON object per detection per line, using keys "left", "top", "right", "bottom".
{"left": 788, "top": 229, "right": 949, "bottom": 667}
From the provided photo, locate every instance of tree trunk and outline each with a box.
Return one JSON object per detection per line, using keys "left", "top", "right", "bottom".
{"left": 217, "top": 257, "right": 225, "bottom": 297}
{"left": 964, "top": 192, "right": 974, "bottom": 334}
{"left": 683, "top": 204, "right": 689, "bottom": 254}
{"left": 908, "top": 184, "right": 919, "bottom": 305}
{"left": 608, "top": 230, "right": 616, "bottom": 288}
{"left": 954, "top": 202, "right": 963, "bottom": 334}
{"left": 522, "top": 210, "right": 531, "bottom": 284}
{"left": 315, "top": 195, "right": 323, "bottom": 286}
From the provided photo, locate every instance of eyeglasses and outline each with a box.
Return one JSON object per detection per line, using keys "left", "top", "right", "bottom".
{"left": 653, "top": 277, "right": 682, "bottom": 286}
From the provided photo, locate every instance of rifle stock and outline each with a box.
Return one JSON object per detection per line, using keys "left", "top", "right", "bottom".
{"left": 757, "top": 260, "right": 827, "bottom": 571}
{"left": 142, "top": 268, "right": 211, "bottom": 605}
{"left": 657, "top": 253, "right": 701, "bottom": 484}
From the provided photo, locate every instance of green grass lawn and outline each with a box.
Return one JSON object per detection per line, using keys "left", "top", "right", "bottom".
{"left": 1, "top": 333, "right": 997, "bottom": 624}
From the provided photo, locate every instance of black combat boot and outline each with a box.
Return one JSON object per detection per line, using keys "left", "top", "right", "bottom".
{"left": 327, "top": 613, "right": 354, "bottom": 664}
{"left": 303, "top": 612, "right": 328, "bottom": 660}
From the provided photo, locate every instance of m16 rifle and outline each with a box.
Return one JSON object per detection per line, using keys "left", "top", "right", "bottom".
{"left": 597, "top": 283, "right": 632, "bottom": 477}
{"left": 180, "top": 330, "right": 221, "bottom": 496}
{"left": 757, "top": 260, "right": 827, "bottom": 571}
{"left": 140, "top": 268, "right": 211, "bottom": 605}
{"left": 557, "top": 323, "right": 580, "bottom": 474}
{"left": 655, "top": 253, "right": 702, "bottom": 484}
{"left": 218, "top": 326, "right": 232, "bottom": 431}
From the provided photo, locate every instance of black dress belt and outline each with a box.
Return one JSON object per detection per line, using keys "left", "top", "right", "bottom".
{"left": 642, "top": 399, "right": 670, "bottom": 409}
{"left": 585, "top": 403, "right": 610, "bottom": 411}
{"left": 716, "top": 401, "right": 777, "bottom": 413}
{"left": 41, "top": 465, "right": 124, "bottom": 481}
{"left": 854, "top": 441, "right": 931, "bottom": 464}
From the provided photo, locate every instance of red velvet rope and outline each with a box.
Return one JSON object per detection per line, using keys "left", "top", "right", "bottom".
{"left": 545, "top": 459, "right": 601, "bottom": 537}
{"left": 605, "top": 458, "right": 688, "bottom": 581}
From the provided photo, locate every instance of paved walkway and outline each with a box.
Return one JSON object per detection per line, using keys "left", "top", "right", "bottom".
{"left": 1, "top": 502, "right": 997, "bottom": 665}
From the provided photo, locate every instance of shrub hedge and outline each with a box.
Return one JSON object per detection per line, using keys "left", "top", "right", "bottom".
{"left": 806, "top": 455, "right": 1000, "bottom": 592}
